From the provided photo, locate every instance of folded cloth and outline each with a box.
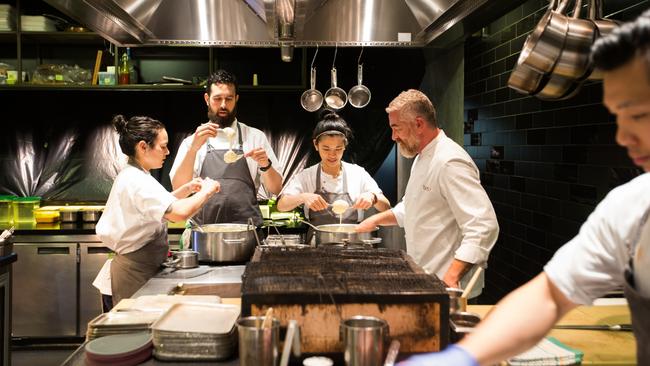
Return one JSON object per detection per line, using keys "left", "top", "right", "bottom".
{"left": 507, "top": 337, "right": 584, "bottom": 366}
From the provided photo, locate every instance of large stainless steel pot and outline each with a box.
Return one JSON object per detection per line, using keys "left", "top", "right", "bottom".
{"left": 191, "top": 223, "right": 257, "bottom": 262}
{"left": 314, "top": 224, "right": 381, "bottom": 247}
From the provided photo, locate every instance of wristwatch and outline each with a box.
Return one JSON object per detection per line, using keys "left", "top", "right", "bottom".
{"left": 259, "top": 160, "right": 273, "bottom": 172}
{"left": 370, "top": 192, "right": 378, "bottom": 205}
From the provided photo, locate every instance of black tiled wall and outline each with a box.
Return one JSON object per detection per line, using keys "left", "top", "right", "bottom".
{"left": 464, "top": 0, "right": 645, "bottom": 303}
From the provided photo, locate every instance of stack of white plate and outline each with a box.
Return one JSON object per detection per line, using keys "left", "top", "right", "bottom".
{"left": 85, "top": 332, "right": 153, "bottom": 366}
{"left": 21, "top": 15, "right": 57, "bottom": 32}
{"left": 0, "top": 5, "right": 15, "bottom": 31}
{"left": 152, "top": 303, "right": 240, "bottom": 361}
{"left": 86, "top": 311, "right": 162, "bottom": 341}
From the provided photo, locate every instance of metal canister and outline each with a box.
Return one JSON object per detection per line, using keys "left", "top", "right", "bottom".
{"left": 237, "top": 316, "right": 279, "bottom": 366}
{"left": 340, "top": 316, "right": 388, "bottom": 366}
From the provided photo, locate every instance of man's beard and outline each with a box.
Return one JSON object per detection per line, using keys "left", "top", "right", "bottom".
{"left": 397, "top": 138, "right": 419, "bottom": 158}
{"left": 207, "top": 105, "right": 237, "bottom": 127}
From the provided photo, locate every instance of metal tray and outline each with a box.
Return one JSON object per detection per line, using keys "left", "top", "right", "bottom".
{"left": 151, "top": 302, "right": 240, "bottom": 334}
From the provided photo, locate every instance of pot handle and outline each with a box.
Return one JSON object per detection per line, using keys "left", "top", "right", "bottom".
{"left": 362, "top": 238, "right": 382, "bottom": 246}
{"left": 223, "top": 238, "right": 246, "bottom": 245}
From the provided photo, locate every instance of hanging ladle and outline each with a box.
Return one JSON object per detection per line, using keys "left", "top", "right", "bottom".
{"left": 324, "top": 44, "right": 348, "bottom": 110}
{"left": 301, "top": 45, "right": 324, "bottom": 112}
{"left": 348, "top": 47, "right": 371, "bottom": 108}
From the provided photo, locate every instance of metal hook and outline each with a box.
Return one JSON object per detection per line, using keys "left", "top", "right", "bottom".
{"left": 357, "top": 45, "right": 364, "bottom": 66}
{"left": 332, "top": 42, "right": 338, "bottom": 69}
{"left": 311, "top": 44, "right": 319, "bottom": 69}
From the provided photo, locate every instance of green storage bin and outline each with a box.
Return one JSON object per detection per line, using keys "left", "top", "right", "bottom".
{"left": 0, "top": 195, "right": 15, "bottom": 224}
{"left": 13, "top": 196, "right": 41, "bottom": 223}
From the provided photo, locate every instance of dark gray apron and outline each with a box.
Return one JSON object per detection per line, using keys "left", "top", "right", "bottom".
{"left": 623, "top": 213, "right": 650, "bottom": 365}
{"left": 110, "top": 228, "right": 168, "bottom": 305}
{"left": 196, "top": 123, "right": 263, "bottom": 226}
{"left": 623, "top": 267, "right": 649, "bottom": 364}
{"left": 306, "top": 164, "right": 359, "bottom": 244}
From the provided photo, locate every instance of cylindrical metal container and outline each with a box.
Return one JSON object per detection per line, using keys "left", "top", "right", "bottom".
{"left": 237, "top": 316, "right": 279, "bottom": 366}
{"left": 173, "top": 250, "right": 199, "bottom": 269}
{"left": 59, "top": 207, "right": 79, "bottom": 223}
{"left": 81, "top": 209, "right": 102, "bottom": 222}
{"left": 446, "top": 287, "right": 467, "bottom": 314}
{"left": 340, "top": 316, "right": 388, "bottom": 366}
{"left": 314, "top": 224, "right": 381, "bottom": 246}
{"left": 191, "top": 224, "right": 257, "bottom": 262}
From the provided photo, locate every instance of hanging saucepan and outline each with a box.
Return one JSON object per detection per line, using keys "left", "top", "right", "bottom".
{"left": 348, "top": 64, "right": 371, "bottom": 108}
{"left": 301, "top": 67, "right": 323, "bottom": 112}
{"left": 324, "top": 68, "right": 348, "bottom": 110}
{"left": 551, "top": 0, "right": 598, "bottom": 80}
{"left": 508, "top": 36, "right": 550, "bottom": 95}
{"left": 588, "top": 0, "right": 621, "bottom": 80}
{"left": 536, "top": 0, "right": 595, "bottom": 100}
{"left": 519, "top": 0, "right": 570, "bottom": 74}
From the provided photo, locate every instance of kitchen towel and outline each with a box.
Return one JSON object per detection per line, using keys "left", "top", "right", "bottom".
{"left": 507, "top": 337, "right": 584, "bottom": 366}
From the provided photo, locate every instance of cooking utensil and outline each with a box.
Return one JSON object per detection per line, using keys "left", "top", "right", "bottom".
{"left": 331, "top": 199, "right": 350, "bottom": 215}
{"left": 552, "top": 324, "right": 633, "bottom": 331}
{"left": 324, "top": 45, "right": 347, "bottom": 110}
{"left": 519, "top": 0, "right": 571, "bottom": 73}
{"left": 446, "top": 287, "right": 467, "bottom": 313}
{"left": 59, "top": 207, "right": 80, "bottom": 222}
{"left": 551, "top": 0, "right": 598, "bottom": 79}
{"left": 301, "top": 46, "right": 324, "bottom": 112}
{"left": 383, "top": 340, "right": 400, "bottom": 366}
{"left": 0, "top": 226, "right": 13, "bottom": 241}
{"left": 279, "top": 319, "right": 301, "bottom": 366}
{"left": 314, "top": 224, "right": 381, "bottom": 247}
{"left": 348, "top": 48, "right": 371, "bottom": 108}
{"left": 191, "top": 223, "right": 258, "bottom": 262}
{"left": 461, "top": 266, "right": 483, "bottom": 298}
{"left": 261, "top": 307, "right": 274, "bottom": 328}
{"left": 81, "top": 208, "right": 103, "bottom": 222}
{"left": 238, "top": 316, "right": 280, "bottom": 366}
{"left": 588, "top": 0, "right": 621, "bottom": 80}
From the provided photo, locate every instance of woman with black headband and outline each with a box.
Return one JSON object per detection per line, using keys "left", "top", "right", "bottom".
{"left": 277, "top": 112, "right": 390, "bottom": 232}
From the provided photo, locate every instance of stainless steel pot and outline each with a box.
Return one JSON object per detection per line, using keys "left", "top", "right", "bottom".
{"left": 550, "top": 0, "right": 597, "bottom": 80}
{"left": 519, "top": 0, "right": 570, "bottom": 74}
{"left": 191, "top": 223, "right": 257, "bottom": 262}
{"left": 314, "top": 224, "right": 381, "bottom": 247}
{"left": 173, "top": 250, "right": 199, "bottom": 268}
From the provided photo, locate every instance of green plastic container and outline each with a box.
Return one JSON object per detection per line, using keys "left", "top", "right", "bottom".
{"left": 0, "top": 196, "right": 15, "bottom": 224}
{"left": 13, "top": 196, "right": 41, "bottom": 223}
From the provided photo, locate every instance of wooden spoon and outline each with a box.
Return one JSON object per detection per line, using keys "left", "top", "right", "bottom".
{"left": 261, "top": 307, "right": 274, "bottom": 328}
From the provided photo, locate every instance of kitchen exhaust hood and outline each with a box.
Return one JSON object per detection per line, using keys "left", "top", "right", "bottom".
{"left": 45, "top": 0, "right": 525, "bottom": 60}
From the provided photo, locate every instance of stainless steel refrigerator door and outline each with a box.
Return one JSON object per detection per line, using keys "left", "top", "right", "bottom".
{"left": 12, "top": 243, "right": 77, "bottom": 337}
{"left": 79, "top": 243, "right": 112, "bottom": 334}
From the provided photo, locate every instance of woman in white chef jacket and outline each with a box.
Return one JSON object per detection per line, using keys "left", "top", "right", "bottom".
{"left": 277, "top": 112, "right": 391, "bottom": 232}
{"left": 95, "top": 115, "right": 221, "bottom": 306}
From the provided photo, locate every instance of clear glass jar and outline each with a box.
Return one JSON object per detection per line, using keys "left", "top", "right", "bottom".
{"left": 13, "top": 196, "right": 41, "bottom": 223}
{"left": 0, "top": 195, "right": 15, "bottom": 224}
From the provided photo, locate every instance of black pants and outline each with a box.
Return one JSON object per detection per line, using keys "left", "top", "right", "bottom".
{"left": 101, "top": 294, "right": 113, "bottom": 312}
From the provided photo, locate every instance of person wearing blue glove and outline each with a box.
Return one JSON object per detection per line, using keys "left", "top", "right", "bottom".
{"left": 398, "top": 10, "right": 650, "bottom": 366}
{"left": 397, "top": 345, "right": 478, "bottom": 366}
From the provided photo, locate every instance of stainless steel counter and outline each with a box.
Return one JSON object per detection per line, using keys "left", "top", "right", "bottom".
{"left": 132, "top": 265, "right": 245, "bottom": 297}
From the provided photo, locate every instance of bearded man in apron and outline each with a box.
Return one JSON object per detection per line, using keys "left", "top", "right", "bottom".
{"left": 170, "top": 70, "right": 282, "bottom": 229}
{"left": 397, "top": 10, "right": 650, "bottom": 366}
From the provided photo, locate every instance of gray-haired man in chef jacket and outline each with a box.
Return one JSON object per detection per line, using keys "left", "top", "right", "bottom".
{"left": 170, "top": 70, "right": 283, "bottom": 227}
{"left": 356, "top": 89, "right": 499, "bottom": 299}
{"left": 397, "top": 10, "right": 650, "bottom": 366}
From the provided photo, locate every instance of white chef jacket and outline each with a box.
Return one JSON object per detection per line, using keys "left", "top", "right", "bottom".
{"left": 282, "top": 161, "right": 384, "bottom": 221}
{"left": 392, "top": 130, "right": 498, "bottom": 297}
{"left": 169, "top": 120, "right": 282, "bottom": 193}
{"left": 96, "top": 164, "right": 177, "bottom": 254}
{"left": 545, "top": 172, "right": 650, "bottom": 303}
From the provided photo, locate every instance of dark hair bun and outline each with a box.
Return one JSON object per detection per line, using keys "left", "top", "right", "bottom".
{"left": 318, "top": 108, "right": 338, "bottom": 121}
{"left": 112, "top": 114, "right": 128, "bottom": 135}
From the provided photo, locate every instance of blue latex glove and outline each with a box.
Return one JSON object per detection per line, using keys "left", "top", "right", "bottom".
{"left": 397, "top": 345, "right": 479, "bottom": 366}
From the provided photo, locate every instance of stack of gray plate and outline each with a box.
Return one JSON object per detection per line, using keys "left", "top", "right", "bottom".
{"left": 86, "top": 311, "right": 161, "bottom": 341}
{"left": 152, "top": 303, "right": 240, "bottom": 361}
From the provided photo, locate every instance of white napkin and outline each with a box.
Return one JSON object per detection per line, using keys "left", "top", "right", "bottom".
{"left": 507, "top": 337, "right": 583, "bottom": 366}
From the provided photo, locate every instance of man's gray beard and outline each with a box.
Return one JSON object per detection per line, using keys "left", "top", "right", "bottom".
{"left": 397, "top": 142, "right": 418, "bottom": 158}
{"left": 208, "top": 108, "right": 236, "bottom": 127}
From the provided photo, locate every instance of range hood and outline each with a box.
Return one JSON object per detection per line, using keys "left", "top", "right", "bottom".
{"left": 45, "top": 0, "right": 525, "bottom": 60}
